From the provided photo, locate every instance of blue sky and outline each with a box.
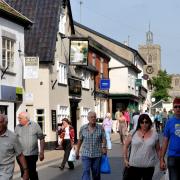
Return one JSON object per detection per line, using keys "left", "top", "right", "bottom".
{"left": 70, "top": 0, "right": 180, "bottom": 74}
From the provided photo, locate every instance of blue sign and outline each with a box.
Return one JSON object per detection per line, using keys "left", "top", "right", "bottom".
{"left": 100, "top": 79, "right": 110, "bottom": 90}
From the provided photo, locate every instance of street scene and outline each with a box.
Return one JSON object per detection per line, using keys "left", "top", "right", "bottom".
{"left": 0, "top": 0, "right": 180, "bottom": 180}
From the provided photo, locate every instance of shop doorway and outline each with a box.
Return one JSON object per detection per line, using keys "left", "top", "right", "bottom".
{"left": 70, "top": 99, "right": 79, "bottom": 143}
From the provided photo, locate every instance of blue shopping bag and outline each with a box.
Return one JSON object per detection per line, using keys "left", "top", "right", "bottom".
{"left": 100, "top": 154, "right": 111, "bottom": 174}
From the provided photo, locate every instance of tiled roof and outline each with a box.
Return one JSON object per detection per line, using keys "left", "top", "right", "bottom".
{"left": 4, "top": 0, "right": 74, "bottom": 63}
{"left": 74, "top": 21, "right": 146, "bottom": 65}
{"left": 0, "top": 0, "right": 32, "bottom": 27}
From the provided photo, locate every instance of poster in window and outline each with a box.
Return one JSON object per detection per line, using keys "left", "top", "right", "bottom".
{"left": 69, "top": 38, "right": 88, "bottom": 66}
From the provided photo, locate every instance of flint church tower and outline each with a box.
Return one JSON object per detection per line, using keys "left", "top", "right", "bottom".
{"left": 138, "top": 25, "right": 161, "bottom": 78}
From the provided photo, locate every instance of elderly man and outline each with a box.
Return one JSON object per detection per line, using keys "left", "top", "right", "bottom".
{"left": 0, "top": 114, "right": 29, "bottom": 180}
{"left": 160, "top": 97, "right": 180, "bottom": 180}
{"left": 15, "top": 112, "right": 45, "bottom": 180}
{"left": 76, "top": 111, "right": 107, "bottom": 180}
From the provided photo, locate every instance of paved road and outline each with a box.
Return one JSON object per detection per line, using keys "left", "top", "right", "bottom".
{"left": 13, "top": 134, "right": 165, "bottom": 180}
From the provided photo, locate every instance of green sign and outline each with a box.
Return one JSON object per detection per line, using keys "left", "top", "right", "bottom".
{"left": 135, "top": 79, "right": 142, "bottom": 86}
{"left": 16, "top": 87, "right": 23, "bottom": 94}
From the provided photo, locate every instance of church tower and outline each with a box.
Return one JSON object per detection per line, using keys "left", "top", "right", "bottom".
{"left": 138, "top": 25, "right": 161, "bottom": 78}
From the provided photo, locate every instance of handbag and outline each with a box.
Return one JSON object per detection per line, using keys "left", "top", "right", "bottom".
{"left": 100, "top": 154, "right": 111, "bottom": 174}
{"left": 68, "top": 147, "right": 76, "bottom": 162}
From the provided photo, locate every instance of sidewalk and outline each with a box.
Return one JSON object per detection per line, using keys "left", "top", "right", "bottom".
{"left": 14, "top": 132, "right": 120, "bottom": 174}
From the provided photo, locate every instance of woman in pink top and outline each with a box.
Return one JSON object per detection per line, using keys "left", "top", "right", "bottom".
{"left": 102, "top": 113, "right": 113, "bottom": 150}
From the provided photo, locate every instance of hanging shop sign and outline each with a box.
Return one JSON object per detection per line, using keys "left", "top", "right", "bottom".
{"left": 69, "top": 38, "right": 88, "bottom": 66}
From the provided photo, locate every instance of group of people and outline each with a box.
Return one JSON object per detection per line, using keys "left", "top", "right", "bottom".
{"left": 0, "top": 111, "right": 45, "bottom": 180}
{"left": 1, "top": 96, "right": 180, "bottom": 180}
{"left": 123, "top": 97, "right": 180, "bottom": 180}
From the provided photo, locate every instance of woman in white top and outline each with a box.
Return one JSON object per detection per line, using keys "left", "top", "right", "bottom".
{"left": 59, "top": 118, "right": 75, "bottom": 170}
{"left": 123, "top": 114, "right": 160, "bottom": 180}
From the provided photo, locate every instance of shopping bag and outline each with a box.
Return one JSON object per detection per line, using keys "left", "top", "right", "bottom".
{"left": 68, "top": 147, "right": 76, "bottom": 162}
{"left": 100, "top": 155, "right": 111, "bottom": 174}
{"left": 164, "top": 170, "right": 169, "bottom": 180}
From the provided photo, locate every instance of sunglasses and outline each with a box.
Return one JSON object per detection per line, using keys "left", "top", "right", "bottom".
{"left": 140, "top": 121, "right": 149, "bottom": 124}
{"left": 174, "top": 105, "right": 180, "bottom": 109}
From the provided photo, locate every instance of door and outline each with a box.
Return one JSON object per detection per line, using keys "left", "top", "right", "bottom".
{"left": 70, "top": 100, "right": 79, "bottom": 143}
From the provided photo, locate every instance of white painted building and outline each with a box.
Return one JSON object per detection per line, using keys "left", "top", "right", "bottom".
{"left": 0, "top": 0, "right": 32, "bottom": 131}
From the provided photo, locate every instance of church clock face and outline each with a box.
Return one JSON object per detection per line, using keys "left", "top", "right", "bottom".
{"left": 146, "top": 65, "right": 154, "bottom": 74}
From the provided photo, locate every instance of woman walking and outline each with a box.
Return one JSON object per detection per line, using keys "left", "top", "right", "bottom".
{"left": 102, "top": 113, "right": 113, "bottom": 150}
{"left": 118, "top": 110, "right": 127, "bottom": 145}
{"left": 59, "top": 118, "right": 75, "bottom": 170}
{"left": 123, "top": 114, "right": 160, "bottom": 180}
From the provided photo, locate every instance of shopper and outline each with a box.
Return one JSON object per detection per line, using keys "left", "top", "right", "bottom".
{"left": 123, "top": 114, "right": 160, "bottom": 180}
{"left": 102, "top": 113, "right": 113, "bottom": 150}
{"left": 76, "top": 111, "right": 107, "bottom": 180}
{"left": 59, "top": 118, "right": 75, "bottom": 170}
{"left": 15, "top": 112, "right": 45, "bottom": 180}
{"left": 160, "top": 97, "right": 180, "bottom": 180}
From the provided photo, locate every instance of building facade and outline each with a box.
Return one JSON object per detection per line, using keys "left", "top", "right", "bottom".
{"left": 0, "top": 0, "right": 32, "bottom": 131}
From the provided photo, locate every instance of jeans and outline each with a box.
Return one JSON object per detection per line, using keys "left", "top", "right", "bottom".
{"left": 81, "top": 156, "right": 101, "bottom": 180}
{"left": 167, "top": 157, "right": 180, "bottom": 180}
{"left": 105, "top": 128, "right": 112, "bottom": 149}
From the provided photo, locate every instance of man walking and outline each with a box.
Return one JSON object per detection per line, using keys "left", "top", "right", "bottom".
{"left": 15, "top": 112, "right": 45, "bottom": 180}
{"left": 160, "top": 97, "right": 180, "bottom": 180}
{"left": 0, "top": 114, "right": 29, "bottom": 180}
{"left": 76, "top": 111, "right": 107, "bottom": 180}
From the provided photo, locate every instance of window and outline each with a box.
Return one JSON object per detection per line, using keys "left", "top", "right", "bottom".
{"left": 148, "top": 55, "right": 152, "bottom": 63}
{"left": 2, "top": 37, "right": 14, "bottom": 69}
{"left": 35, "top": 109, "right": 45, "bottom": 133}
{"left": 100, "top": 58, "right": 104, "bottom": 73}
{"left": 92, "top": 53, "right": 96, "bottom": 66}
{"left": 175, "top": 79, "right": 179, "bottom": 86}
{"left": 59, "top": 13, "right": 66, "bottom": 34}
{"left": 58, "top": 63, "right": 67, "bottom": 84}
{"left": 82, "top": 72, "right": 90, "bottom": 89}
{"left": 0, "top": 105, "right": 7, "bottom": 115}
{"left": 57, "top": 105, "right": 69, "bottom": 123}
{"left": 128, "top": 74, "right": 131, "bottom": 88}
{"left": 81, "top": 107, "right": 90, "bottom": 125}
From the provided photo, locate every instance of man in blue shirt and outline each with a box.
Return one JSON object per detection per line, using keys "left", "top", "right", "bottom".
{"left": 76, "top": 111, "right": 107, "bottom": 180}
{"left": 160, "top": 97, "right": 180, "bottom": 180}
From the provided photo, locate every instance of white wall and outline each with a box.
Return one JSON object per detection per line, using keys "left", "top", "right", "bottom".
{"left": 0, "top": 18, "right": 24, "bottom": 87}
